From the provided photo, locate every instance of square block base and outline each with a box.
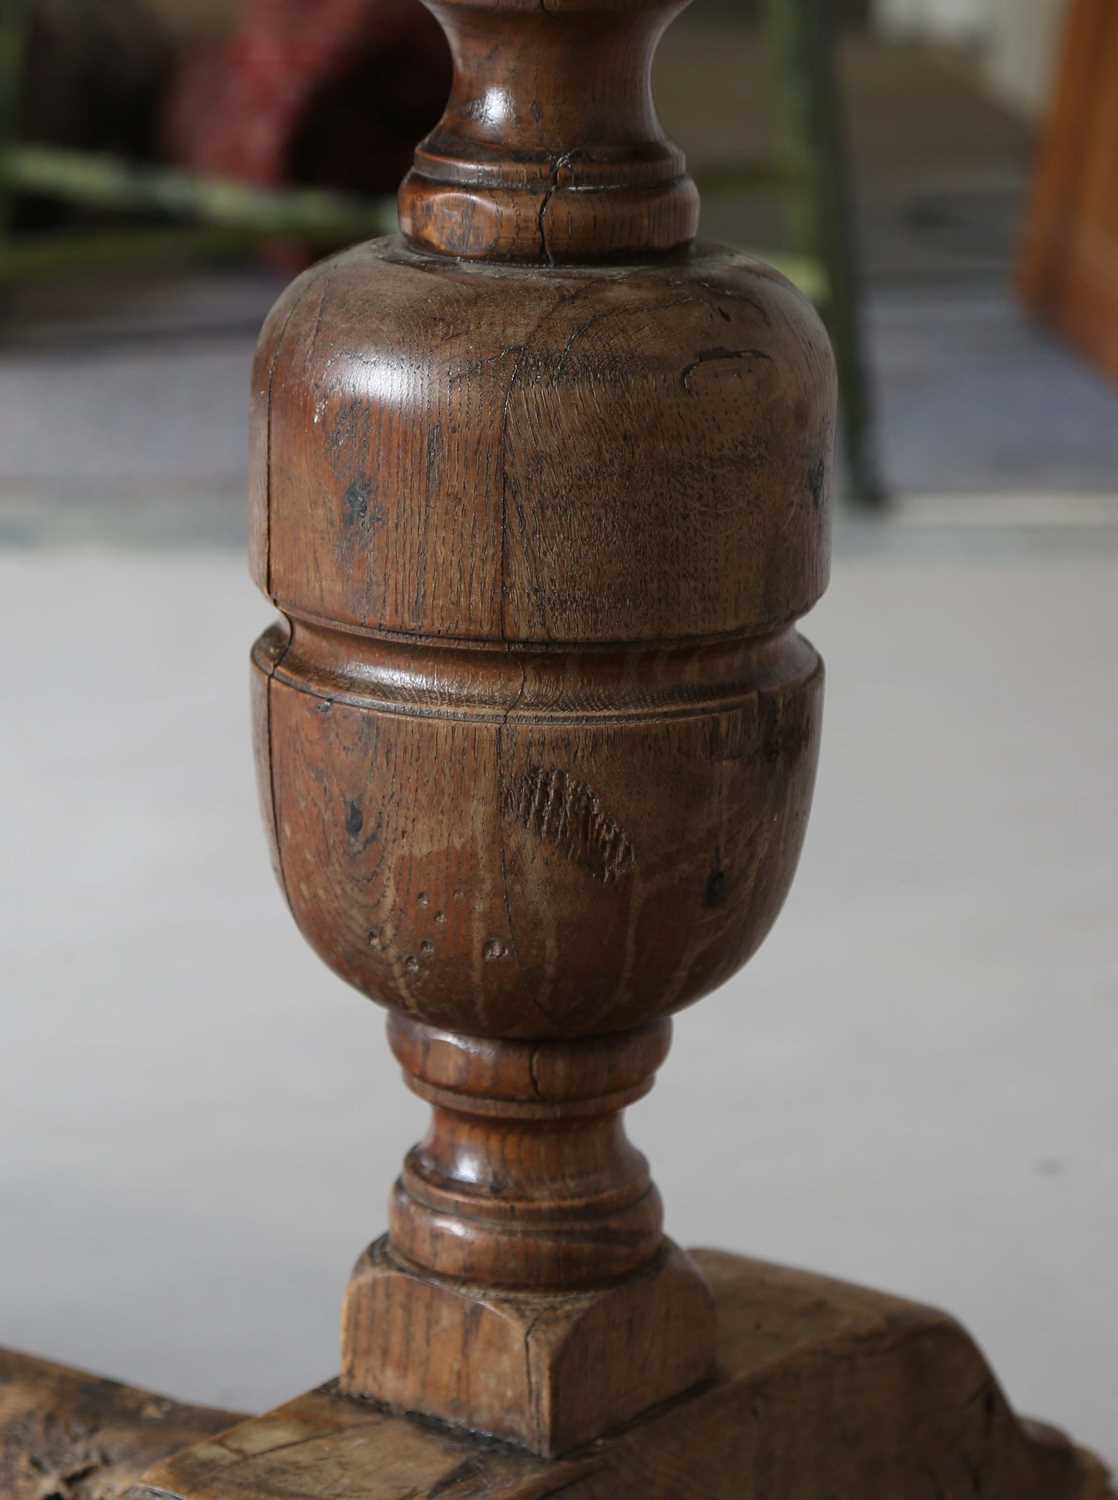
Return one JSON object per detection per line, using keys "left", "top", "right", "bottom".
{"left": 132, "top": 1250, "right": 1113, "bottom": 1500}
{"left": 340, "top": 1236, "right": 716, "bottom": 1456}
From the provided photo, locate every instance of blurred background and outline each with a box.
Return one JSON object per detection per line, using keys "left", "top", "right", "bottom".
{"left": 2, "top": 0, "right": 1116, "bottom": 1475}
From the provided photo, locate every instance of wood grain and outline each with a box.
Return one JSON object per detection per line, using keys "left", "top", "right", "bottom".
{"left": 251, "top": 243, "right": 833, "bottom": 647}
{"left": 255, "top": 615, "right": 824, "bottom": 1041}
{"left": 0, "top": 1347, "right": 242, "bottom": 1500}
{"left": 247, "top": 0, "right": 835, "bottom": 1453}
{"left": 398, "top": 0, "right": 700, "bottom": 262}
{"left": 339, "top": 1017, "right": 715, "bottom": 1452}
{"left": 382, "top": 1016, "right": 672, "bottom": 1288}
{"left": 131, "top": 1251, "right": 1115, "bottom": 1500}
{"left": 5, "top": 3, "right": 1109, "bottom": 1493}
{"left": 342, "top": 1237, "right": 714, "bottom": 1457}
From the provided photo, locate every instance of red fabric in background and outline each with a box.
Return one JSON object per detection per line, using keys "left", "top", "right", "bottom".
{"left": 166, "top": 0, "right": 449, "bottom": 198}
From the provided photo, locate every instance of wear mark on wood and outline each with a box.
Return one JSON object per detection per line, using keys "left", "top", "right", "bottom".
{"left": 555, "top": 293, "right": 706, "bottom": 376}
{"left": 690, "top": 276, "right": 775, "bottom": 326}
{"left": 22, "top": 1437, "right": 112, "bottom": 1500}
{"left": 759, "top": 692, "right": 813, "bottom": 764}
{"left": 705, "top": 858, "right": 729, "bottom": 909}
{"left": 424, "top": 1455, "right": 491, "bottom": 1496}
{"left": 507, "top": 766, "right": 636, "bottom": 883}
{"left": 808, "top": 455, "right": 826, "bottom": 511}
{"left": 680, "top": 346, "right": 771, "bottom": 392}
{"left": 344, "top": 798, "right": 380, "bottom": 854}
{"left": 342, "top": 479, "right": 384, "bottom": 530}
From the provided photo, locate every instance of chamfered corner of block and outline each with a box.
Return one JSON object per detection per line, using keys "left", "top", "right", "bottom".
{"left": 340, "top": 1235, "right": 716, "bottom": 1457}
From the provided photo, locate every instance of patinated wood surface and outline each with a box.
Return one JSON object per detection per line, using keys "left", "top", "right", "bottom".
{"left": 0, "top": 1348, "right": 242, "bottom": 1500}
{"left": 396, "top": 0, "right": 701, "bottom": 262}
{"left": 131, "top": 1251, "right": 1114, "bottom": 1500}
{"left": 2, "top": 2, "right": 1109, "bottom": 1495}
{"left": 238, "top": 0, "right": 1110, "bottom": 1477}
{"left": 248, "top": 0, "right": 834, "bottom": 1454}
{"left": 341, "top": 1017, "right": 715, "bottom": 1454}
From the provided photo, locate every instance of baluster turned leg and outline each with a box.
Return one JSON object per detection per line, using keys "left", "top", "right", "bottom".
{"left": 126, "top": 1, "right": 1112, "bottom": 1495}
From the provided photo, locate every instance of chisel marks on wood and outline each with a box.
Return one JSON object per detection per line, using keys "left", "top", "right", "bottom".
{"left": 506, "top": 767, "right": 636, "bottom": 884}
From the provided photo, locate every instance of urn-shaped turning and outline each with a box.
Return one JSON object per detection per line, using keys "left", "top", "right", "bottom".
{"left": 250, "top": 246, "right": 832, "bottom": 1042}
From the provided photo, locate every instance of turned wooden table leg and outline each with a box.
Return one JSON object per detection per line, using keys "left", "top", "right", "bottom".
{"left": 340, "top": 1017, "right": 714, "bottom": 1455}
{"left": 119, "top": 1, "right": 1118, "bottom": 1495}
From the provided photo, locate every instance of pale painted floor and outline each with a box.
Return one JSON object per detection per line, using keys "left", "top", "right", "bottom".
{"left": 2, "top": 534, "right": 1115, "bottom": 1466}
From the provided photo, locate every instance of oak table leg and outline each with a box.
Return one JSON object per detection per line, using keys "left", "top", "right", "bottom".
{"left": 117, "top": 0, "right": 1118, "bottom": 1494}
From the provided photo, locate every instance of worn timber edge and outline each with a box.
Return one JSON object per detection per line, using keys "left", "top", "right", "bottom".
{"left": 0, "top": 1347, "right": 244, "bottom": 1500}
{"left": 127, "top": 1249, "right": 1114, "bottom": 1500}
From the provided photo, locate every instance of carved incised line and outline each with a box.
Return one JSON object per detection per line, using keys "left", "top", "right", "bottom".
{"left": 253, "top": 618, "right": 822, "bottom": 731}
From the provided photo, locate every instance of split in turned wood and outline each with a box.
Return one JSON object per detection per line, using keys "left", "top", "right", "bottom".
{"left": 397, "top": 0, "right": 700, "bottom": 261}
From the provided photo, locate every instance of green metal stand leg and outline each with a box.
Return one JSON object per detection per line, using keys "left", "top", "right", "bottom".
{"left": 0, "top": 0, "right": 31, "bottom": 238}
{"left": 767, "top": 0, "right": 887, "bottom": 510}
